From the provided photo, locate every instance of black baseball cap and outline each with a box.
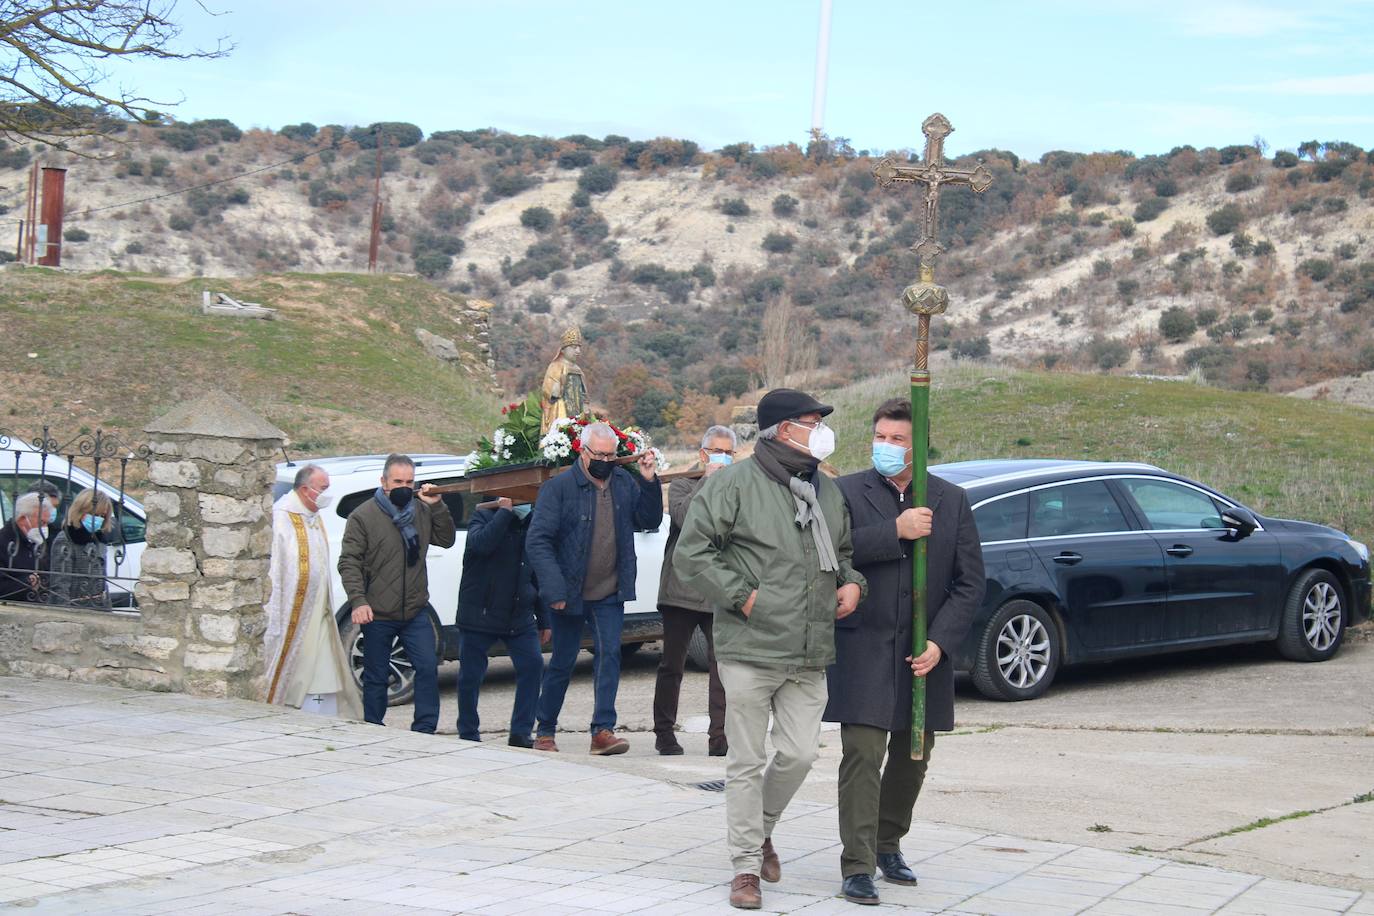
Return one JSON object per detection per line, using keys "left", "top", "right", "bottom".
{"left": 757, "top": 388, "right": 834, "bottom": 430}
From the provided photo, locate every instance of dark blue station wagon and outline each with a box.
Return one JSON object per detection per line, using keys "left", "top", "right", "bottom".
{"left": 937, "top": 460, "right": 1372, "bottom": 700}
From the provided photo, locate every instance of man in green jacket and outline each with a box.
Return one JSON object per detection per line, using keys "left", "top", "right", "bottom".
{"left": 338, "top": 453, "right": 456, "bottom": 733}
{"left": 675, "top": 388, "right": 867, "bottom": 911}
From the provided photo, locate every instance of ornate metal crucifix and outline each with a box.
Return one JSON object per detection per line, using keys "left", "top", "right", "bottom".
{"left": 873, "top": 112, "right": 992, "bottom": 760}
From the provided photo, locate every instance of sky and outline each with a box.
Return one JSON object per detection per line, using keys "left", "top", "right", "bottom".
{"left": 101, "top": 0, "right": 1374, "bottom": 161}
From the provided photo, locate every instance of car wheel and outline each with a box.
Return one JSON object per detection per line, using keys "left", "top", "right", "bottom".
{"left": 336, "top": 607, "right": 442, "bottom": 708}
{"left": 685, "top": 628, "right": 711, "bottom": 672}
{"left": 971, "top": 599, "right": 1061, "bottom": 701}
{"left": 1276, "top": 569, "right": 1345, "bottom": 662}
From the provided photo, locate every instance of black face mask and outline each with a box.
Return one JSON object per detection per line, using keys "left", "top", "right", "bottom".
{"left": 586, "top": 459, "right": 614, "bottom": 481}
{"left": 388, "top": 486, "right": 414, "bottom": 509}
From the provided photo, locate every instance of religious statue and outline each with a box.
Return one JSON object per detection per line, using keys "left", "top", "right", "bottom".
{"left": 540, "top": 327, "right": 589, "bottom": 435}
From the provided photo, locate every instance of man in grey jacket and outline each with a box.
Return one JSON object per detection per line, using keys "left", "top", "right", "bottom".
{"left": 675, "top": 389, "right": 867, "bottom": 911}
{"left": 651, "top": 424, "right": 736, "bottom": 757}
{"left": 338, "top": 453, "right": 455, "bottom": 733}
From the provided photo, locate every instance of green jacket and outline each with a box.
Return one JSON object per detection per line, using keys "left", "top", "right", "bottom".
{"left": 673, "top": 457, "right": 866, "bottom": 668}
{"left": 338, "top": 497, "right": 456, "bottom": 621}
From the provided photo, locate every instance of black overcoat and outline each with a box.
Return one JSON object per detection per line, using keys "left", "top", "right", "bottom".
{"left": 824, "top": 468, "right": 985, "bottom": 732}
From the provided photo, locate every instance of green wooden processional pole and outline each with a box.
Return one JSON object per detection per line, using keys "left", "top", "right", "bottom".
{"left": 873, "top": 114, "right": 993, "bottom": 760}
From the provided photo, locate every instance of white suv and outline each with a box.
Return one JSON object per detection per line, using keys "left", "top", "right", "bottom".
{"left": 271, "top": 454, "right": 668, "bottom": 705}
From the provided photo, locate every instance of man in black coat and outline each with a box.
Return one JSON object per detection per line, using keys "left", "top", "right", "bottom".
{"left": 456, "top": 497, "right": 549, "bottom": 748}
{"left": 824, "top": 398, "right": 984, "bottom": 905}
{"left": 1, "top": 492, "right": 52, "bottom": 602}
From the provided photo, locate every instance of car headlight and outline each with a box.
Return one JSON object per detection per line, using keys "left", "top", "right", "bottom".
{"left": 1351, "top": 539, "right": 1370, "bottom": 564}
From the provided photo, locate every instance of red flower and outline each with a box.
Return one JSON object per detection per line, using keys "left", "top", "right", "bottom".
{"left": 501, "top": 406, "right": 508, "bottom": 414}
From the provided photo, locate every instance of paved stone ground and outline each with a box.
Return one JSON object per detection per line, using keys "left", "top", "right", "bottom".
{"left": 1, "top": 676, "right": 1370, "bottom": 914}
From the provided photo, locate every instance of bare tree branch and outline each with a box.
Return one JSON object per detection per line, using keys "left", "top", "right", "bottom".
{"left": 0, "top": 0, "right": 229, "bottom": 147}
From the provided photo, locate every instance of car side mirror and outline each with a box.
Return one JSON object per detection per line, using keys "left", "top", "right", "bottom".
{"left": 1220, "top": 507, "right": 1258, "bottom": 537}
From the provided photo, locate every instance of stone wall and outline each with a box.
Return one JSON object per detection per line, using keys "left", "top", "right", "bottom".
{"left": 0, "top": 391, "right": 286, "bottom": 699}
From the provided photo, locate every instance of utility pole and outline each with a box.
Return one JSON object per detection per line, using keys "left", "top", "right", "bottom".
{"left": 367, "top": 128, "right": 384, "bottom": 272}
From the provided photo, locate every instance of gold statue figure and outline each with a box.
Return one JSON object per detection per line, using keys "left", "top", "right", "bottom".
{"left": 540, "top": 327, "right": 588, "bottom": 435}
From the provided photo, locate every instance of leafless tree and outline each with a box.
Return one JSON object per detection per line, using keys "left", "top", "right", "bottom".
{"left": 0, "top": 1, "right": 229, "bottom": 147}
{"left": 759, "top": 297, "right": 817, "bottom": 389}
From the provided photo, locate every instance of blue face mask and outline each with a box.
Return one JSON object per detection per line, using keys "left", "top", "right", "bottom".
{"left": 871, "top": 441, "right": 911, "bottom": 478}
{"left": 707, "top": 453, "right": 733, "bottom": 466}
{"left": 81, "top": 514, "right": 105, "bottom": 534}
{"left": 512, "top": 504, "right": 532, "bottom": 520}
{"left": 47, "top": 506, "right": 58, "bottom": 524}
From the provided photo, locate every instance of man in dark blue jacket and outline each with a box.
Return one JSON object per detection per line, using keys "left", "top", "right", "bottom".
{"left": 526, "top": 422, "right": 663, "bottom": 755}
{"left": 456, "top": 497, "right": 549, "bottom": 748}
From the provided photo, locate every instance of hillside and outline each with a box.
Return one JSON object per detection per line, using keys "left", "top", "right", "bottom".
{"left": 3, "top": 123, "right": 1373, "bottom": 441}
{"left": 0, "top": 268, "right": 501, "bottom": 459}
{"left": 822, "top": 365, "right": 1374, "bottom": 547}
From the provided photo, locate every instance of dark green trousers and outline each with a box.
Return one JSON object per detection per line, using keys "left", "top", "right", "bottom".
{"left": 837, "top": 725, "right": 935, "bottom": 878}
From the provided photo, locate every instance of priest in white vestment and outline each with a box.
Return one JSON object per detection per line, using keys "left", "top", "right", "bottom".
{"left": 263, "top": 465, "right": 363, "bottom": 718}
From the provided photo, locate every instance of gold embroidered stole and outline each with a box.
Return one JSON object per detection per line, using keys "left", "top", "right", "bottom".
{"left": 266, "top": 512, "right": 312, "bottom": 704}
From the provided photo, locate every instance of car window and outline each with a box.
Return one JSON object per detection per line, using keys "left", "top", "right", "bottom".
{"left": 1120, "top": 479, "right": 1224, "bottom": 530}
{"left": 974, "top": 493, "right": 1028, "bottom": 542}
{"left": 3, "top": 473, "right": 144, "bottom": 543}
{"left": 1028, "top": 480, "right": 1130, "bottom": 538}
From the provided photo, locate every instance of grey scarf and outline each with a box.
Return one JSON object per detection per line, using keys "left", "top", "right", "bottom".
{"left": 373, "top": 487, "right": 420, "bottom": 567}
{"left": 753, "top": 439, "right": 840, "bottom": 573}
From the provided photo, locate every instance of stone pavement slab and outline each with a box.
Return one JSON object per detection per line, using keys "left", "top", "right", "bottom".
{"left": 0, "top": 675, "right": 1368, "bottom": 915}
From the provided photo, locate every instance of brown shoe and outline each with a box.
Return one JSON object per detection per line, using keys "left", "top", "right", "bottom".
{"left": 729, "top": 873, "right": 762, "bottom": 909}
{"left": 589, "top": 729, "right": 629, "bottom": 755}
{"left": 760, "top": 837, "right": 781, "bottom": 883}
{"left": 533, "top": 735, "right": 559, "bottom": 752}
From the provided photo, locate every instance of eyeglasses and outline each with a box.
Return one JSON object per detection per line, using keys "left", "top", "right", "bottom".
{"left": 584, "top": 445, "right": 617, "bottom": 460}
{"left": 702, "top": 447, "right": 735, "bottom": 456}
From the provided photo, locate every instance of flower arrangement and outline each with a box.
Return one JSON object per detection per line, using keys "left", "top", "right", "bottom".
{"left": 470, "top": 397, "right": 669, "bottom": 473}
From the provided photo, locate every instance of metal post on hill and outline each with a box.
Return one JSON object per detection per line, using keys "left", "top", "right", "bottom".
{"left": 873, "top": 113, "right": 993, "bottom": 760}
{"left": 367, "top": 128, "right": 385, "bottom": 272}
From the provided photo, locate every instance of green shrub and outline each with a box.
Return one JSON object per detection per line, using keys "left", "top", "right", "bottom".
{"left": 691, "top": 262, "right": 716, "bottom": 288}
{"left": 1093, "top": 258, "right": 1112, "bottom": 279}
{"left": 1272, "top": 150, "right": 1299, "bottom": 168}
{"left": 772, "top": 194, "right": 799, "bottom": 217}
{"left": 1195, "top": 307, "right": 1219, "bottom": 327}
{"left": 709, "top": 367, "right": 751, "bottom": 400}
{"left": 951, "top": 335, "right": 991, "bottom": 360}
{"left": 1298, "top": 258, "right": 1334, "bottom": 281}
{"left": 62, "top": 228, "right": 89, "bottom": 242}
{"left": 520, "top": 206, "right": 555, "bottom": 231}
{"left": 279, "top": 122, "right": 318, "bottom": 141}
{"left": 557, "top": 150, "right": 594, "bottom": 169}
{"left": 1116, "top": 278, "right": 1140, "bottom": 303}
{"left": 1158, "top": 306, "right": 1197, "bottom": 341}
{"left": 1230, "top": 232, "right": 1254, "bottom": 256}
{"left": 719, "top": 197, "right": 751, "bottom": 217}
{"left": 1205, "top": 203, "right": 1245, "bottom": 235}
{"left": 124, "top": 241, "right": 145, "bottom": 255}
{"left": 526, "top": 294, "right": 552, "bottom": 314}
{"left": 1133, "top": 197, "right": 1169, "bottom": 222}
{"left": 1088, "top": 335, "right": 1130, "bottom": 369}
{"left": 350, "top": 122, "right": 423, "bottom": 148}
{"left": 168, "top": 213, "right": 195, "bottom": 232}
{"left": 762, "top": 232, "right": 796, "bottom": 254}
{"left": 1154, "top": 177, "right": 1179, "bottom": 197}
{"left": 1253, "top": 239, "right": 1276, "bottom": 257}
{"left": 1225, "top": 172, "right": 1259, "bottom": 193}
{"left": 577, "top": 163, "right": 619, "bottom": 194}
{"left": 1253, "top": 306, "right": 1274, "bottom": 323}
{"left": 413, "top": 251, "right": 452, "bottom": 278}
{"left": 1111, "top": 218, "right": 1137, "bottom": 238}
{"left": 1322, "top": 197, "right": 1348, "bottom": 214}
{"left": 149, "top": 156, "right": 170, "bottom": 177}
{"left": 487, "top": 169, "right": 536, "bottom": 198}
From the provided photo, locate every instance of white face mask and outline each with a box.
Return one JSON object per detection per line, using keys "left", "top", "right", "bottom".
{"left": 26, "top": 526, "right": 46, "bottom": 545}
{"left": 790, "top": 420, "right": 836, "bottom": 462}
{"left": 305, "top": 486, "right": 333, "bottom": 510}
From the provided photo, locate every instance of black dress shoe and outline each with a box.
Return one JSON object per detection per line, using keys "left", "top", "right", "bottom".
{"left": 507, "top": 734, "right": 534, "bottom": 749}
{"left": 657, "top": 741, "right": 685, "bottom": 756}
{"left": 841, "top": 874, "right": 880, "bottom": 905}
{"left": 708, "top": 739, "right": 728, "bottom": 757}
{"left": 877, "top": 851, "right": 918, "bottom": 886}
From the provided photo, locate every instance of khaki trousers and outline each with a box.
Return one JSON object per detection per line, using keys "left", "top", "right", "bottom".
{"left": 717, "top": 659, "right": 827, "bottom": 876}
{"left": 837, "top": 725, "right": 934, "bottom": 877}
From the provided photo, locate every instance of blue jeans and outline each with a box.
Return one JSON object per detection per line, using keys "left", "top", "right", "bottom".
{"left": 536, "top": 597, "right": 624, "bottom": 736}
{"left": 457, "top": 626, "right": 545, "bottom": 741}
{"left": 361, "top": 611, "right": 439, "bottom": 734}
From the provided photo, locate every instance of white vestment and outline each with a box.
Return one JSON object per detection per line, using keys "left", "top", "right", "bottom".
{"left": 263, "top": 490, "right": 363, "bottom": 719}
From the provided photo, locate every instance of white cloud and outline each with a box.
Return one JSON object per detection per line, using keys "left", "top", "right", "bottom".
{"left": 1172, "top": 2, "right": 1320, "bottom": 37}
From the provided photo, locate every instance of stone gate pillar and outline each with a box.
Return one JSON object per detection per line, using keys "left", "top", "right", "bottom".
{"left": 141, "top": 391, "right": 286, "bottom": 699}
